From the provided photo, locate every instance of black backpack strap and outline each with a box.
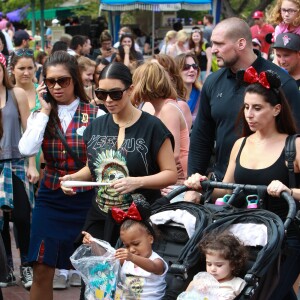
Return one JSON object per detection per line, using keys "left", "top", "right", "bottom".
{"left": 54, "top": 122, "right": 85, "bottom": 169}
{"left": 285, "top": 134, "right": 300, "bottom": 188}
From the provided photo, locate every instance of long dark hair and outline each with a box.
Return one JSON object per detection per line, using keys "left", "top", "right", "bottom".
{"left": 236, "top": 69, "right": 297, "bottom": 136}
{"left": 43, "top": 50, "right": 89, "bottom": 136}
{"left": 118, "top": 34, "right": 139, "bottom": 61}
{"left": 188, "top": 28, "right": 204, "bottom": 55}
{"left": 0, "top": 31, "right": 9, "bottom": 57}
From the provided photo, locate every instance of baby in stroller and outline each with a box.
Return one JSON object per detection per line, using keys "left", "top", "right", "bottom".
{"left": 180, "top": 231, "right": 247, "bottom": 300}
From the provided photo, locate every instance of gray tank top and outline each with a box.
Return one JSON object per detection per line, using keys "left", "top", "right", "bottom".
{"left": 0, "top": 89, "right": 22, "bottom": 160}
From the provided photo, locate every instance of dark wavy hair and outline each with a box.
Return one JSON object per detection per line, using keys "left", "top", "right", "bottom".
{"left": 199, "top": 231, "right": 248, "bottom": 277}
{"left": 42, "top": 50, "right": 88, "bottom": 136}
{"left": 236, "top": 69, "right": 297, "bottom": 136}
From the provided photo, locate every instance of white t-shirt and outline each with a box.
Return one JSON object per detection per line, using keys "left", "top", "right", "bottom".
{"left": 120, "top": 251, "right": 168, "bottom": 300}
{"left": 218, "top": 277, "right": 246, "bottom": 300}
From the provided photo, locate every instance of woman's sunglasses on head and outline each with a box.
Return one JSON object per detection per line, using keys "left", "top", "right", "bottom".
{"left": 44, "top": 76, "right": 72, "bottom": 88}
{"left": 94, "top": 87, "right": 129, "bottom": 101}
{"left": 183, "top": 63, "right": 199, "bottom": 71}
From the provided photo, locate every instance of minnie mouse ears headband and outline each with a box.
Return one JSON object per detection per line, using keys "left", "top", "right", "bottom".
{"left": 236, "top": 66, "right": 281, "bottom": 90}
{"left": 111, "top": 194, "right": 155, "bottom": 235}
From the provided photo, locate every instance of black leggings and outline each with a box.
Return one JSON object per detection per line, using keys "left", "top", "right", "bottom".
{"left": 1, "top": 173, "right": 31, "bottom": 267}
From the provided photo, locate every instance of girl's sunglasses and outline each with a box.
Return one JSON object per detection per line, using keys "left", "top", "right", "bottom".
{"left": 44, "top": 76, "right": 72, "bottom": 88}
{"left": 14, "top": 49, "right": 34, "bottom": 57}
{"left": 95, "top": 87, "right": 129, "bottom": 101}
{"left": 183, "top": 63, "right": 199, "bottom": 71}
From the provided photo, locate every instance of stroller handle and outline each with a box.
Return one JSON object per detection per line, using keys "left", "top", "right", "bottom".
{"left": 200, "top": 180, "right": 297, "bottom": 230}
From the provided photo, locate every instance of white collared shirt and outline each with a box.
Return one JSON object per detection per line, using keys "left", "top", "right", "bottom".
{"left": 19, "top": 98, "right": 105, "bottom": 156}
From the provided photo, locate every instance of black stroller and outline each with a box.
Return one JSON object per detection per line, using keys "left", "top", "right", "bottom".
{"left": 150, "top": 181, "right": 297, "bottom": 300}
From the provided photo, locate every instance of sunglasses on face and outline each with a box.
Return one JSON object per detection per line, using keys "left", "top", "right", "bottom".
{"left": 183, "top": 63, "right": 199, "bottom": 71}
{"left": 94, "top": 87, "right": 129, "bottom": 101}
{"left": 44, "top": 76, "right": 72, "bottom": 88}
{"left": 14, "top": 48, "right": 34, "bottom": 57}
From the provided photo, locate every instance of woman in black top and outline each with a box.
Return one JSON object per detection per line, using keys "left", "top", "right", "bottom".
{"left": 188, "top": 28, "right": 212, "bottom": 84}
{"left": 185, "top": 67, "right": 300, "bottom": 300}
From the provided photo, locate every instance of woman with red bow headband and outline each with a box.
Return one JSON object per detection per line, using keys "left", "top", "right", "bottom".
{"left": 83, "top": 198, "right": 168, "bottom": 300}
{"left": 184, "top": 66, "right": 300, "bottom": 300}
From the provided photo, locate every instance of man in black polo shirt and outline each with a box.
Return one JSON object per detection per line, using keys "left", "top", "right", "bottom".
{"left": 186, "top": 17, "right": 300, "bottom": 201}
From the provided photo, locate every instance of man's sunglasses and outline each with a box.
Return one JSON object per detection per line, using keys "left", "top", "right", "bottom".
{"left": 94, "top": 87, "right": 129, "bottom": 101}
{"left": 14, "top": 48, "right": 34, "bottom": 57}
{"left": 44, "top": 76, "right": 72, "bottom": 88}
{"left": 183, "top": 63, "right": 199, "bottom": 71}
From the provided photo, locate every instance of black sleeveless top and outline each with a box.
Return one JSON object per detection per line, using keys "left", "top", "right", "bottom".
{"left": 234, "top": 137, "right": 298, "bottom": 237}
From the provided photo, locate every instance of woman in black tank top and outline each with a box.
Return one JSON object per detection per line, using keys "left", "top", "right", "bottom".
{"left": 185, "top": 67, "right": 300, "bottom": 300}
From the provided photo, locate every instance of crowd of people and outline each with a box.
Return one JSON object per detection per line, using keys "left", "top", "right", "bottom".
{"left": 0, "top": 3, "right": 299, "bottom": 300}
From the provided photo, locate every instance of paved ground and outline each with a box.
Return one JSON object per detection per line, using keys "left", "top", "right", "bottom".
{"left": 1, "top": 226, "right": 80, "bottom": 300}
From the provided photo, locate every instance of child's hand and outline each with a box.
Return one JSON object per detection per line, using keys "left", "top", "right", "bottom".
{"left": 115, "top": 248, "right": 133, "bottom": 262}
{"left": 82, "top": 231, "right": 93, "bottom": 244}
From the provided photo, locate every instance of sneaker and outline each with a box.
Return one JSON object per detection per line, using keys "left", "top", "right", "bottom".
{"left": 20, "top": 266, "right": 33, "bottom": 289}
{"left": 0, "top": 270, "right": 17, "bottom": 288}
{"left": 53, "top": 274, "right": 68, "bottom": 289}
{"left": 69, "top": 273, "right": 81, "bottom": 287}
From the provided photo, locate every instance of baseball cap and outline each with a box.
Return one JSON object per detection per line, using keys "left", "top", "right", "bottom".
{"left": 13, "top": 30, "right": 33, "bottom": 44}
{"left": 273, "top": 33, "right": 300, "bottom": 51}
{"left": 252, "top": 38, "right": 262, "bottom": 47}
{"left": 252, "top": 11, "right": 264, "bottom": 19}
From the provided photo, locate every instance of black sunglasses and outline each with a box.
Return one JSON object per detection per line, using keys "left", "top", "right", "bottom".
{"left": 14, "top": 48, "right": 34, "bottom": 57}
{"left": 95, "top": 87, "right": 129, "bottom": 101}
{"left": 183, "top": 63, "right": 199, "bottom": 71}
{"left": 44, "top": 76, "right": 72, "bottom": 88}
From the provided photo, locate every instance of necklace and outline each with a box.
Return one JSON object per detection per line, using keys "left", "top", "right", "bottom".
{"left": 116, "top": 110, "right": 134, "bottom": 128}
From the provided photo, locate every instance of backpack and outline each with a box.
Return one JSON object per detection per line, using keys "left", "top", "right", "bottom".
{"left": 202, "top": 43, "right": 219, "bottom": 72}
{"left": 285, "top": 134, "right": 300, "bottom": 188}
{"left": 284, "top": 134, "right": 300, "bottom": 235}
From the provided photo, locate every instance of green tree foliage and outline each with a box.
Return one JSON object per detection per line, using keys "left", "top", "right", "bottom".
{"left": 222, "top": 0, "right": 275, "bottom": 24}
{"left": 176, "top": 0, "right": 277, "bottom": 26}
{"left": 0, "top": 0, "right": 64, "bottom": 13}
{"left": 71, "top": 0, "right": 100, "bottom": 19}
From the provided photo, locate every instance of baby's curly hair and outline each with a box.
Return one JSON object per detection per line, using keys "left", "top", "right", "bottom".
{"left": 199, "top": 231, "right": 248, "bottom": 277}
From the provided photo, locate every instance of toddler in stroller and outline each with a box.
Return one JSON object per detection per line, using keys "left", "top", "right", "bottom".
{"left": 179, "top": 231, "right": 247, "bottom": 299}
{"left": 150, "top": 181, "right": 296, "bottom": 299}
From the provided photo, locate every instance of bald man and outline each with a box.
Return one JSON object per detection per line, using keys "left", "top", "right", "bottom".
{"left": 187, "top": 17, "right": 300, "bottom": 186}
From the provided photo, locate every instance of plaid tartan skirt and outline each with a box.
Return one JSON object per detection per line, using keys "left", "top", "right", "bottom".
{"left": 28, "top": 181, "right": 95, "bottom": 269}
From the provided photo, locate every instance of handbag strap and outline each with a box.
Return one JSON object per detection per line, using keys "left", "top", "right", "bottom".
{"left": 54, "top": 122, "right": 85, "bottom": 169}
{"left": 284, "top": 134, "right": 300, "bottom": 188}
